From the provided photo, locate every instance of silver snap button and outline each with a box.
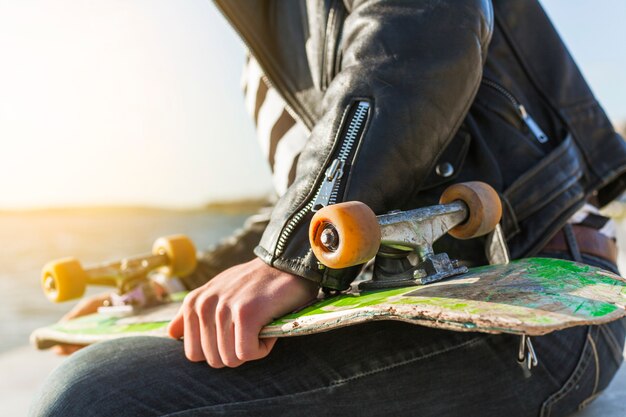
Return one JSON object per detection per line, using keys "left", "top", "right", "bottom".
{"left": 436, "top": 162, "right": 454, "bottom": 178}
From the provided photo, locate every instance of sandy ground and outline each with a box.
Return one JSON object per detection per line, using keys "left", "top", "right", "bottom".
{"left": 1, "top": 344, "right": 625, "bottom": 417}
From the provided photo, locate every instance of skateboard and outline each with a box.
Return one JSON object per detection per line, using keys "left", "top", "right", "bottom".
{"left": 31, "top": 183, "right": 626, "bottom": 367}
{"left": 31, "top": 256, "right": 626, "bottom": 349}
{"left": 31, "top": 234, "right": 198, "bottom": 349}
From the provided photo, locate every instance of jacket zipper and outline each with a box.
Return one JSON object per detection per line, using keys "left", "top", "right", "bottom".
{"left": 481, "top": 79, "right": 549, "bottom": 144}
{"left": 320, "top": 0, "right": 344, "bottom": 90}
{"left": 276, "top": 101, "right": 371, "bottom": 256}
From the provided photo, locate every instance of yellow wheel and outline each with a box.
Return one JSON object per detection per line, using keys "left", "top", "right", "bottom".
{"left": 41, "top": 258, "right": 88, "bottom": 303}
{"left": 309, "top": 202, "right": 381, "bottom": 269}
{"left": 440, "top": 181, "right": 502, "bottom": 239}
{"left": 152, "top": 235, "right": 197, "bottom": 277}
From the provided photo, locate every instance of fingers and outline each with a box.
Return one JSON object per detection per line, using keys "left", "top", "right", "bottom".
{"left": 234, "top": 306, "right": 276, "bottom": 362}
{"left": 60, "top": 292, "right": 110, "bottom": 322}
{"left": 215, "top": 307, "right": 243, "bottom": 368}
{"left": 167, "top": 259, "right": 299, "bottom": 368}
{"left": 183, "top": 306, "right": 205, "bottom": 362}
{"left": 259, "top": 337, "right": 278, "bottom": 357}
{"left": 53, "top": 344, "right": 86, "bottom": 356}
{"left": 235, "top": 323, "right": 277, "bottom": 362}
{"left": 198, "top": 300, "right": 224, "bottom": 368}
{"left": 172, "top": 295, "right": 269, "bottom": 368}
{"left": 167, "top": 310, "right": 184, "bottom": 339}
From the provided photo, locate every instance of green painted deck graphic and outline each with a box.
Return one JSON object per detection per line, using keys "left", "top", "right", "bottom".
{"left": 30, "top": 295, "right": 186, "bottom": 349}
{"left": 30, "top": 258, "right": 626, "bottom": 349}
{"left": 261, "top": 258, "right": 626, "bottom": 337}
{"left": 49, "top": 315, "right": 168, "bottom": 336}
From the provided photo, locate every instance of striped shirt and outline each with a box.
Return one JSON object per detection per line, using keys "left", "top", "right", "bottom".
{"left": 241, "top": 55, "right": 309, "bottom": 197}
{"left": 568, "top": 203, "right": 615, "bottom": 239}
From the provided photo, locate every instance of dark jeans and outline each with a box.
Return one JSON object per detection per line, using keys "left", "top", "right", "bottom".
{"left": 30, "top": 254, "right": 625, "bottom": 417}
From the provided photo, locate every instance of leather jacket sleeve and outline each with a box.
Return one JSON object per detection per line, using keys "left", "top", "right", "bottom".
{"left": 254, "top": 0, "right": 495, "bottom": 290}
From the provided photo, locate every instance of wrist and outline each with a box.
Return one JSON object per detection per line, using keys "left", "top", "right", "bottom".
{"left": 250, "top": 257, "right": 320, "bottom": 300}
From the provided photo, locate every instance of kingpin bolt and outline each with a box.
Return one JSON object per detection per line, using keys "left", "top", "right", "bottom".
{"left": 43, "top": 275, "right": 56, "bottom": 292}
{"left": 413, "top": 269, "right": 427, "bottom": 279}
{"left": 320, "top": 226, "right": 339, "bottom": 251}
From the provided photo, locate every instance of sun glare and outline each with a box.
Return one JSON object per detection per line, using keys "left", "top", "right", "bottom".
{"left": 0, "top": 0, "right": 271, "bottom": 210}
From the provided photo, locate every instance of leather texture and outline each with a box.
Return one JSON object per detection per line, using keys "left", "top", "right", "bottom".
{"left": 542, "top": 225, "right": 618, "bottom": 265}
{"left": 213, "top": 0, "right": 626, "bottom": 289}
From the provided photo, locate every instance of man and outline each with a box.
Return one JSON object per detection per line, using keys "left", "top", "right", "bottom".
{"left": 31, "top": 1, "right": 626, "bottom": 416}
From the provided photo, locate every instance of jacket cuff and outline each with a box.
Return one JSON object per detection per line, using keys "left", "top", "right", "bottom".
{"left": 254, "top": 244, "right": 361, "bottom": 291}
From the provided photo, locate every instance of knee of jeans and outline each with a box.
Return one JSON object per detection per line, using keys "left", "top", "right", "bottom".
{"left": 29, "top": 347, "right": 106, "bottom": 416}
{"left": 29, "top": 337, "right": 173, "bottom": 417}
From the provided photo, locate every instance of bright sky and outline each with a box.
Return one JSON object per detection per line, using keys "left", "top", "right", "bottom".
{"left": 0, "top": 0, "right": 624, "bottom": 209}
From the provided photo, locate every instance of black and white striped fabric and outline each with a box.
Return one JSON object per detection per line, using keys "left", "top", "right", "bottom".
{"left": 242, "top": 54, "right": 616, "bottom": 239}
{"left": 242, "top": 55, "right": 309, "bottom": 197}
{"left": 568, "top": 203, "right": 616, "bottom": 239}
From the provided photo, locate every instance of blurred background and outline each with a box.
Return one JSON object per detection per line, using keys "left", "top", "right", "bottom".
{"left": 0, "top": 0, "right": 625, "bottom": 414}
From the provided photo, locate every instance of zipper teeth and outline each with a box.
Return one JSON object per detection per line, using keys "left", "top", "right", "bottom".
{"left": 327, "top": 102, "right": 369, "bottom": 205}
{"left": 276, "top": 200, "right": 314, "bottom": 252}
{"left": 328, "top": 182, "right": 341, "bottom": 206}
{"left": 481, "top": 79, "right": 520, "bottom": 107}
{"left": 336, "top": 102, "right": 369, "bottom": 163}
{"left": 217, "top": 3, "right": 367, "bottom": 258}
{"left": 276, "top": 101, "right": 370, "bottom": 256}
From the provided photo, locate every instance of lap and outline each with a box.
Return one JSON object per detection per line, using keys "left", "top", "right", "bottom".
{"left": 30, "top": 318, "right": 623, "bottom": 417}
{"left": 30, "top": 253, "right": 626, "bottom": 417}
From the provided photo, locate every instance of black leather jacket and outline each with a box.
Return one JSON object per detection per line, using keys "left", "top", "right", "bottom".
{"left": 213, "top": 0, "right": 626, "bottom": 290}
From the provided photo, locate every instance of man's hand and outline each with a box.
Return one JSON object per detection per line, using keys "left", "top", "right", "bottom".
{"left": 53, "top": 292, "right": 111, "bottom": 355}
{"left": 167, "top": 258, "right": 319, "bottom": 368}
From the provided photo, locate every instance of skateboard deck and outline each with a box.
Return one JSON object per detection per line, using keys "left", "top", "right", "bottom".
{"left": 31, "top": 258, "right": 626, "bottom": 349}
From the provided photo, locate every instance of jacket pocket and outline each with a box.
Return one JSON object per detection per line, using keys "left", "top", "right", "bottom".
{"left": 540, "top": 323, "right": 625, "bottom": 417}
{"left": 504, "top": 135, "right": 582, "bottom": 225}
{"left": 471, "top": 79, "right": 554, "bottom": 189}
{"left": 500, "top": 135, "right": 585, "bottom": 257}
{"left": 318, "top": 0, "right": 347, "bottom": 91}
{"left": 540, "top": 326, "right": 598, "bottom": 417}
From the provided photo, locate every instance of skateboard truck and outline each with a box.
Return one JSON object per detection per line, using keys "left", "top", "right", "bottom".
{"left": 360, "top": 201, "right": 470, "bottom": 289}
{"left": 309, "top": 182, "right": 503, "bottom": 290}
{"left": 41, "top": 235, "right": 197, "bottom": 310}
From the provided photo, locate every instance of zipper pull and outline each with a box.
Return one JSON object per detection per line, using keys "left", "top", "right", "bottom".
{"left": 312, "top": 159, "right": 345, "bottom": 212}
{"left": 518, "top": 105, "right": 549, "bottom": 144}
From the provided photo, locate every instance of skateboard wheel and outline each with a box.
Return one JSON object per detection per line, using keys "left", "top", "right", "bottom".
{"left": 152, "top": 235, "right": 197, "bottom": 277}
{"left": 41, "top": 258, "right": 88, "bottom": 303}
{"left": 440, "top": 181, "right": 502, "bottom": 239}
{"left": 309, "top": 202, "right": 380, "bottom": 269}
